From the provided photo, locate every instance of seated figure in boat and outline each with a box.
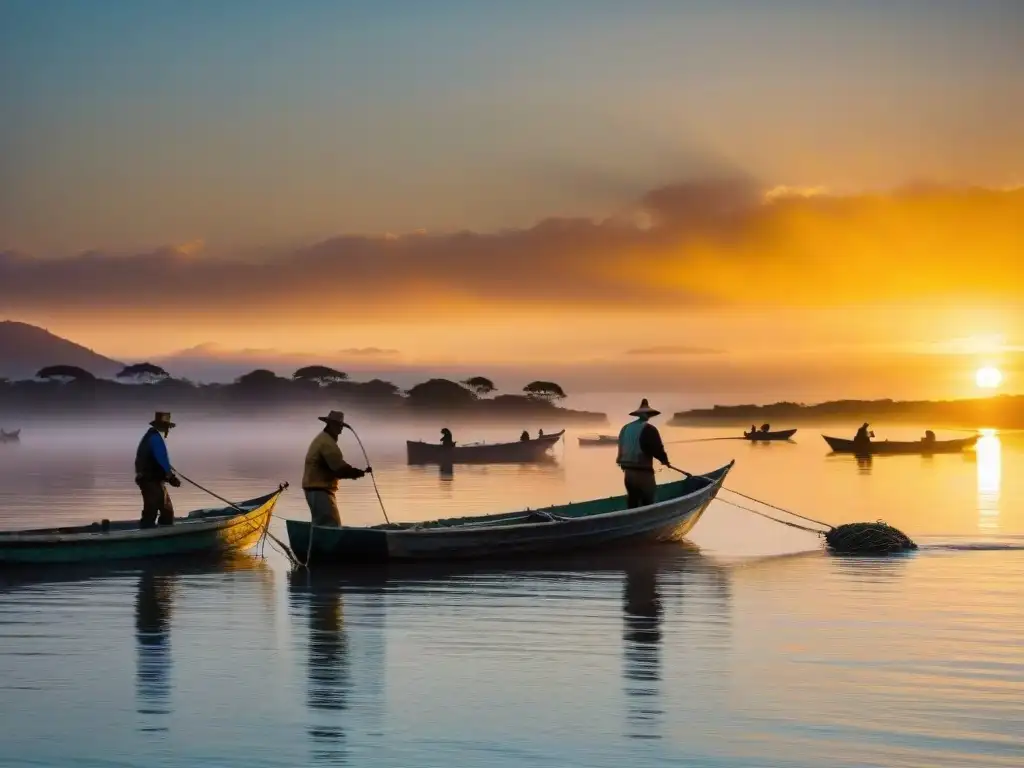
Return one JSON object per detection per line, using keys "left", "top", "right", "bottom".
{"left": 538, "top": 428, "right": 544, "bottom": 437}
{"left": 135, "top": 411, "right": 181, "bottom": 529}
{"left": 760, "top": 423, "right": 771, "bottom": 432}
{"left": 854, "top": 422, "right": 874, "bottom": 444}
{"left": 302, "top": 410, "right": 371, "bottom": 527}
{"left": 922, "top": 429, "right": 936, "bottom": 443}
{"left": 616, "top": 399, "right": 670, "bottom": 509}
{"left": 440, "top": 427, "right": 455, "bottom": 447}
{"left": 520, "top": 430, "right": 530, "bottom": 441}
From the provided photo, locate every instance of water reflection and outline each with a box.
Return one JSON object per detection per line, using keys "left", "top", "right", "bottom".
{"left": 622, "top": 561, "right": 662, "bottom": 740}
{"left": 135, "top": 569, "right": 176, "bottom": 731}
{"left": 856, "top": 455, "right": 873, "bottom": 474}
{"left": 976, "top": 429, "right": 1002, "bottom": 533}
{"left": 289, "top": 570, "right": 351, "bottom": 766}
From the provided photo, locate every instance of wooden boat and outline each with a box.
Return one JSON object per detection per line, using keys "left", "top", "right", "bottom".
{"left": 406, "top": 430, "right": 564, "bottom": 464}
{"left": 578, "top": 434, "right": 618, "bottom": 446}
{"left": 0, "top": 428, "right": 20, "bottom": 443}
{"left": 822, "top": 434, "right": 978, "bottom": 455}
{"left": 0, "top": 484, "right": 288, "bottom": 565}
{"left": 743, "top": 428, "right": 797, "bottom": 441}
{"left": 285, "top": 461, "right": 734, "bottom": 565}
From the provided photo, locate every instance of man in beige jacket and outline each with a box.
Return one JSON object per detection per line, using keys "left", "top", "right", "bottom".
{"left": 302, "top": 410, "right": 372, "bottom": 526}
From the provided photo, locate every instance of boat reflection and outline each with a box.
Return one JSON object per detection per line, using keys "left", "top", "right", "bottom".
{"left": 976, "top": 429, "right": 1001, "bottom": 533}
{"left": 135, "top": 569, "right": 176, "bottom": 731}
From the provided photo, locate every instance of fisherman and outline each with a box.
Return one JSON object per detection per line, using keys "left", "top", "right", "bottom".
{"left": 520, "top": 430, "right": 530, "bottom": 441}
{"left": 302, "top": 410, "right": 371, "bottom": 527}
{"left": 616, "top": 398, "right": 670, "bottom": 509}
{"left": 440, "top": 427, "right": 455, "bottom": 447}
{"left": 538, "top": 428, "right": 544, "bottom": 437}
{"left": 135, "top": 411, "right": 181, "bottom": 529}
{"left": 854, "top": 422, "right": 874, "bottom": 445}
{"left": 760, "top": 423, "right": 771, "bottom": 433}
{"left": 923, "top": 429, "right": 936, "bottom": 443}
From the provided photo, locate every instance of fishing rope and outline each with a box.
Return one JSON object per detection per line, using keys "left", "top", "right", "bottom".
{"left": 666, "top": 465, "right": 833, "bottom": 534}
{"left": 714, "top": 496, "right": 827, "bottom": 535}
{"left": 344, "top": 424, "right": 390, "bottom": 525}
{"left": 172, "top": 468, "right": 299, "bottom": 568}
{"left": 718, "top": 487, "right": 832, "bottom": 529}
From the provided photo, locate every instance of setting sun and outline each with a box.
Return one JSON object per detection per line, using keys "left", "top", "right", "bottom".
{"left": 975, "top": 366, "right": 1003, "bottom": 389}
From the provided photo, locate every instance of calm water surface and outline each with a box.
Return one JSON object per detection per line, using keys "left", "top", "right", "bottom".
{"left": 1, "top": 421, "right": 1022, "bottom": 767}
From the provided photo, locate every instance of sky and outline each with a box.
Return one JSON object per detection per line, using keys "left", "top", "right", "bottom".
{"left": 1, "top": 0, "right": 1023, "bottom": 401}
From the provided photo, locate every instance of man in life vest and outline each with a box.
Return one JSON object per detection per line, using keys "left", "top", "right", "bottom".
{"left": 616, "top": 398, "right": 670, "bottom": 509}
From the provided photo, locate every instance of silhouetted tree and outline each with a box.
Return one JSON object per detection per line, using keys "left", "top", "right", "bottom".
{"left": 406, "top": 378, "right": 478, "bottom": 408}
{"left": 235, "top": 369, "right": 288, "bottom": 387}
{"left": 523, "top": 381, "right": 566, "bottom": 403}
{"left": 461, "top": 376, "right": 496, "bottom": 396}
{"left": 292, "top": 365, "right": 349, "bottom": 387}
{"left": 116, "top": 362, "right": 171, "bottom": 384}
{"left": 357, "top": 379, "right": 402, "bottom": 399}
{"left": 36, "top": 365, "right": 96, "bottom": 382}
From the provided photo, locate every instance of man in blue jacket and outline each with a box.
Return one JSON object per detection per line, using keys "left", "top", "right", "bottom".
{"left": 135, "top": 411, "right": 181, "bottom": 528}
{"left": 616, "top": 399, "right": 670, "bottom": 508}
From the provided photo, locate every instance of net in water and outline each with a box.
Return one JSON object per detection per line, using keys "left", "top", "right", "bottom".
{"left": 824, "top": 521, "right": 917, "bottom": 554}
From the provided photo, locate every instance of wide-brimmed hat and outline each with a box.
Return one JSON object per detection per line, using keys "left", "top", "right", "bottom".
{"left": 318, "top": 410, "right": 346, "bottom": 426}
{"left": 150, "top": 411, "right": 176, "bottom": 429}
{"left": 629, "top": 398, "right": 660, "bottom": 417}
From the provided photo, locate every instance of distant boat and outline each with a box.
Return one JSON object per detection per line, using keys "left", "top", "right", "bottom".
{"left": 406, "top": 430, "right": 564, "bottom": 465}
{"left": 0, "top": 485, "right": 287, "bottom": 565}
{"left": 0, "top": 428, "right": 20, "bottom": 443}
{"left": 743, "top": 428, "right": 797, "bottom": 442}
{"left": 822, "top": 434, "right": 978, "bottom": 456}
{"left": 578, "top": 434, "right": 618, "bottom": 446}
{"left": 286, "top": 461, "right": 734, "bottom": 564}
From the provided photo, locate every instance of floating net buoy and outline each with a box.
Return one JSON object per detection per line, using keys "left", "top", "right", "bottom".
{"left": 824, "top": 521, "right": 917, "bottom": 554}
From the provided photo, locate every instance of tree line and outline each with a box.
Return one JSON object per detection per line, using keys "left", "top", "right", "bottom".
{"left": 0, "top": 363, "right": 589, "bottom": 418}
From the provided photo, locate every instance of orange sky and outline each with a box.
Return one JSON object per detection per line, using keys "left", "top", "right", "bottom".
{"left": 3, "top": 182, "right": 1021, "bottom": 399}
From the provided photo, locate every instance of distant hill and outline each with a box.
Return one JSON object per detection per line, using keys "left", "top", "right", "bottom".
{"left": 0, "top": 321, "right": 124, "bottom": 379}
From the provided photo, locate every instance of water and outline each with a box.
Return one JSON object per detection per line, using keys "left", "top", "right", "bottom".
{"left": 1, "top": 420, "right": 1023, "bottom": 767}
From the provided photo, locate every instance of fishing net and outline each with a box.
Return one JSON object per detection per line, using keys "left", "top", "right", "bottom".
{"left": 824, "top": 521, "right": 916, "bottom": 554}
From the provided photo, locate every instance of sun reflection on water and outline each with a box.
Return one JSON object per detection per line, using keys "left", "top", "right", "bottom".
{"left": 975, "top": 429, "right": 1001, "bottom": 533}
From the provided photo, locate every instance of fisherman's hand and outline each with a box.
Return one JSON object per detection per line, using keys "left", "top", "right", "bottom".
{"left": 168, "top": 475, "right": 182, "bottom": 488}
{"left": 364, "top": 466, "right": 373, "bottom": 475}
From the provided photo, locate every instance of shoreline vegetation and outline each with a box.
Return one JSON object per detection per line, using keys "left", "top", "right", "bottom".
{"left": 0, "top": 364, "right": 608, "bottom": 426}
{"left": 669, "top": 395, "right": 1024, "bottom": 430}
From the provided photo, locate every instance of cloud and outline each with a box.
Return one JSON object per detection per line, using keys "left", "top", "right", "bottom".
{"left": 338, "top": 347, "right": 400, "bottom": 358}
{"left": 625, "top": 346, "right": 725, "bottom": 356}
{"left": 1, "top": 179, "right": 1022, "bottom": 325}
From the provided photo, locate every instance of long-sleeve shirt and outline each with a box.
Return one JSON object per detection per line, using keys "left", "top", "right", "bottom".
{"left": 302, "top": 430, "right": 364, "bottom": 492}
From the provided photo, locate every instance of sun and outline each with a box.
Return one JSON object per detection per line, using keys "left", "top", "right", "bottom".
{"left": 975, "top": 366, "right": 1003, "bottom": 389}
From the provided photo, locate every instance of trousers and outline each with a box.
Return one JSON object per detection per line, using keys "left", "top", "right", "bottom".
{"left": 305, "top": 489, "right": 342, "bottom": 527}
{"left": 138, "top": 478, "right": 175, "bottom": 528}
{"left": 622, "top": 468, "right": 657, "bottom": 509}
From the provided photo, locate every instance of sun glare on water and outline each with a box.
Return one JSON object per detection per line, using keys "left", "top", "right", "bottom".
{"left": 975, "top": 366, "right": 1003, "bottom": 389}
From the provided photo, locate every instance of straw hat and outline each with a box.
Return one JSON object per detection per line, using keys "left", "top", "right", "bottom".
{"left": 629, "top": 398, "right": 660, "bottom": 417}
{"left": 318, "top": 410, "right": 346, "bottom": 426}
{"left": 150, "top": 411, "right": 176, "bottom": 429}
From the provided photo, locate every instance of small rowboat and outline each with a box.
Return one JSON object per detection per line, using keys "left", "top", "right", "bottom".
{"left": 0, "top": 484, "right": 288, "bottom": 565}
{"left": 822, "top": 434, "right": 978, "bottom": 456}
{"left": 286, "top": 461, "right": 733, "bottom": 565}
{"left": 406, "top": 430, "right": 564, "bottom": 464}
{"left": 578, "top": 434, "right": 618, "bottom": 446}
{"left": 0, "top": 428, "right": 20, "bottom": 443}
{"left": 743, "top": 428, "right": 797, "bottom": 441}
